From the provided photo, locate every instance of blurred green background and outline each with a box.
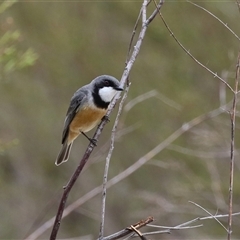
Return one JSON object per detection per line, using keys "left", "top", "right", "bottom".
{"left": 0, "top": 1, "right": 240, "bottom": 239}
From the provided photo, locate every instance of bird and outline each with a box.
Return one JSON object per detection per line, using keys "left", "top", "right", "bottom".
{"left": 55, "top": 75, "right": 123, "bottom": 166}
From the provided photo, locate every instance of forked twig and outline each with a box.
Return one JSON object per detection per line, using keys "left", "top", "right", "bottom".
{"left": 189, "top": 201, "right": 228, "bottom": 232}
{"left": 126, "top": 0, "right": 152, "bottom": 64}
{"left": 99, "top": 1, "right": 164, "bottom": 238}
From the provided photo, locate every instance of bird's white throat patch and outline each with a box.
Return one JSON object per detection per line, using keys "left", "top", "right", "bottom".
{"left": 98, "top": 86, "right": 117, "bottom": 103}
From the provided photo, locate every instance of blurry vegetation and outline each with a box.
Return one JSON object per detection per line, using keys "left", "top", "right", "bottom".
{"left": 0, "top": 0, "right": 38, "bottom": 79}
{"left": 0, "top": 1, "right": 239, "bottom": 239}
{"left": 0, "top": 29, "right": 38, "bottom": 74}
{"left": 0, "top": 0, "right": 38, "bottom": 164}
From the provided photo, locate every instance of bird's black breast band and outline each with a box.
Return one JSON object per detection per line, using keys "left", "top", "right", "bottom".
{"left": 92, "top": 86, "right": 110, "bottom": 109}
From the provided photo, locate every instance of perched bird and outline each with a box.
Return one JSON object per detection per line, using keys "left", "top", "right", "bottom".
{"left": 55, "top": 75, "right": 123, "bottom": 166}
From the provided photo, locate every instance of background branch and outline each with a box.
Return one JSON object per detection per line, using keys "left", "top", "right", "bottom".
{"left": 26, "top": 103, "right": 226, "bottom": 240}
{"left": 157, "top": 8, "right": 234, "bottom": 92}
{"left": 228, "top": 51, "right": 240, "bottom": 240}
{"left": 99, "top": 84, "right": 130, "bottom": 239}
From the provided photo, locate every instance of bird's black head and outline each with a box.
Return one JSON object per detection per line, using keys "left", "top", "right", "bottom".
{"left": 91, "top": 75, "right": 123, "bottom": 109}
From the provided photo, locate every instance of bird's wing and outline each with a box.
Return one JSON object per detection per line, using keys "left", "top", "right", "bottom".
{"left": 61, "top": 90, "right": 87, "bottom": 144}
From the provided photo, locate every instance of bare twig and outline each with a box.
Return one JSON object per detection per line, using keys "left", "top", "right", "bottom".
{"left": 98, "top": 217, "right": 153, "bottom": 240}
{"left": 50, "top": 141, "right": 98, "bottom": 240}
{"left": 228, "top": 51, "right": 240, "bottom": 240}
{"left": 99, "top": 1, "right": 165, "bottom": 238}
{"left": 189, "top": 201, "right": 228, "bottom": 232}
{"left": 128, "top": 225, "right": 146, "bottom": 240}
{"left": 155, "top": 8, "right": 234, "bottom": 92}
{"left": 187, "top": 1, "right": 240, "bottom": 41}
{"left": 145, "top": 211, "right": 240, "bottom": 237}
{"left": 146, "top": 0, "right": 164, "bottom": 25}
{"left": 124, "top": 89, "right": 181, "bottom": 112}
{"left": 99, "top": 84, "right": 130, "bottom": 239}
{"left": 167, "top": 144, "right": 232, "bottom": 159}
{"left": 126, "top": 0, "right": 151, "bottom": 64}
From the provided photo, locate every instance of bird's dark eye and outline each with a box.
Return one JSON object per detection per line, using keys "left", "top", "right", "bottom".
{"left": 104, "top": 80, "right": 110, "bottom": 86}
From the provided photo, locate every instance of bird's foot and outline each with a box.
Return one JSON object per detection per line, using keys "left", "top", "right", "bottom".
{"left": 81, "top": 131, "right": 97, "bottom": 146}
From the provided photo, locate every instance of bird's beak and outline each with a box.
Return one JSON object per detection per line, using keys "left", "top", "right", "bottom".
{"left": 115, "top": 86, "right": 124, "bottom": 91}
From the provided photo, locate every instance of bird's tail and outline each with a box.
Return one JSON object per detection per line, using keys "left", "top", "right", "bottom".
{"left": 55, "top": 141, "right": 73, "bottom": 166}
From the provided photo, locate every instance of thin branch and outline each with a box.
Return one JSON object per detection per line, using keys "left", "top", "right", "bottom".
{"left": 146, "top": 0, "right": 164, "bottom": 25}
{"left": 50, "top": 141, "right": 97, "bottom": 240}
{"left": 131, "top": 225, "right": 202, "bottom": 238}
{"left": 189, "top": 201, "right": 228, "bottom": 232}
{"left": 99, "top": 217, "right": 153, "bottom": 240}
{"left": 126, "top": 0, "right": 152, "bottom": 64}
{"left": 99, "top": 84, "right": 130, "bottom": 239}
{"left": 99, "top": 1, "right": 165, "bottom": 238}
{"left": 228, "top": 51, "right": 240, "bottom": 240}
{"left": 145, "top": 212, "right": 240, "bottom": 237}
{"left": 49, "top": 1, "right": 164, "bottom": 239}
{"left": 124, "top": 89, "right": 181, "bottom": 112}
{"left": 155, "top": 9, "right": 234, "bottom": 92}
{"left": 187, "top": 1, "right": 240, "bottom": 42}
{"left": 167, "top": 144, "right": 232, "bottom": 159}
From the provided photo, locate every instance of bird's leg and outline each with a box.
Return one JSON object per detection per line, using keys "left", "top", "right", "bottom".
{"left": 80, "top": 131, "right": 97, "bottom": 146}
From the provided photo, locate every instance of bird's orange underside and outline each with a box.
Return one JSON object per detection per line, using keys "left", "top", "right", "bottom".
{"left": 68, "top": 106, "right": 107, "bottom": 142}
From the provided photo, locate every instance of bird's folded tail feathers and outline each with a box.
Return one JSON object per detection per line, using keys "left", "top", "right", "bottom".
{"left": 55, "top": 141, "right": 73, "bottom": 166}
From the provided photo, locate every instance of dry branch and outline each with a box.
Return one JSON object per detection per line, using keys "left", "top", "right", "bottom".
{"left": 49, "top": 1, "right": 165, "bottom": 239}
{"left": 98, "top": 217, "right": 153, "bottom": 240}
{"left": 228, "top": 51, "right": 240, "bottom": 240}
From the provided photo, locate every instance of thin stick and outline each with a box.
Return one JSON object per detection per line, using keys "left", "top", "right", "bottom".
{"left": 187, "top": 1, "right": 240, "bottom": 41}
{"left": 50, "top": 140, "right": 99, "bottom": 240}
{"left": 228, "top": 51, "right": 240, "bottom": 240}
{"left": 126, "top": 0, "right": 153, "bottom": 64}
{"left": 99, "top": 1, "right": 164, "bottom": 238}
{"left": 156, "top": 9, "right": 234, "bottom": 92}
{"left": 99, "top": 85, "right": 130, "bottom": 239}
{"left": 99, "top": 217, "right": 153, "bottom": 240}
{"left": 189, "top": 201, "right": 228, "bottom": 232}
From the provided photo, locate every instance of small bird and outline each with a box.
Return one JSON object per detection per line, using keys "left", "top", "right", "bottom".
{"left": 55, "top": 75, "right": 123, "bottom": 166}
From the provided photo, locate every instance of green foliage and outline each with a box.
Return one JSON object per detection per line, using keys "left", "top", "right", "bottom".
{"left": 0, "top": 30, "right": 38, "bottom": 75}
{"left": 0, "top": 0, "right": 17, "bottom": 14}
{"left": 0, "top": 1, "right": 38, "bottom": 79}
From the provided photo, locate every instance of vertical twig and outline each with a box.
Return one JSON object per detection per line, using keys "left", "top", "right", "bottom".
{"left": 99, "top": 85, "right": 130, "bottom": 239}
{"left": 99, "top": 0, "right": 164, "bottom": 238}
{"left": 227, "top": 51, "right": 240, "bottom": 240}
